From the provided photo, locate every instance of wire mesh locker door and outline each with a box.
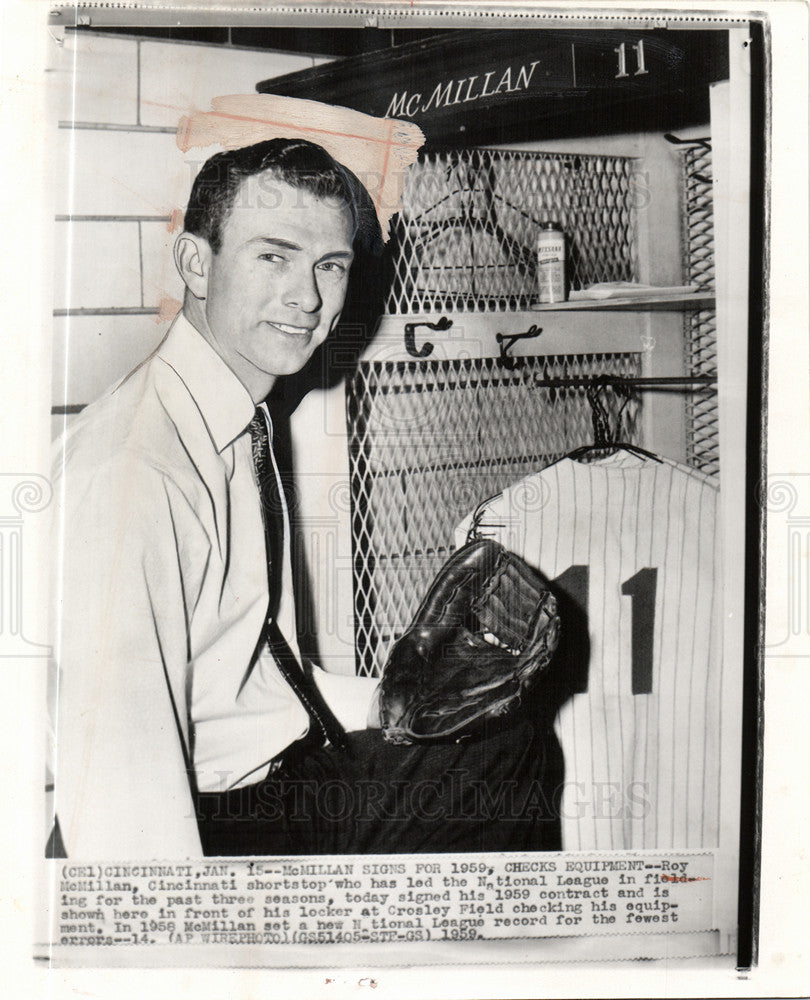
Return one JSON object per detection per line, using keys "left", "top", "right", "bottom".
{"left": 386, "top": 148, "right": 640, "bottom": 315}
{"left": 346, "top": 352, "right": 643, "bottom": 678}
{"left": 680, "top": 140, "right": 719, "bottom": 478}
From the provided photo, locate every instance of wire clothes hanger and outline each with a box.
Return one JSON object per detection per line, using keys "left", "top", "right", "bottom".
{"left": 411, "top": 155, "right": 537, "bottom": 284}
{"left": 566, "top": 375, "right": 663, "bottom": 464}
{"left": 465, "top": 371, "right": 714, "bottom": 540}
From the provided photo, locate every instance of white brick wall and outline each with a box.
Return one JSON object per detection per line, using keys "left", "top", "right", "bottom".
{"left": 53, "top": 129, "right": 188, "bottom": 218}
{"left": 51, "top": 314, "right": 168, "bottom": 405}
{"left": 49, "top": 32, "right": 140, "bottom": 125}
{"left": 139, "top": 40, "right": 310, "bottom": 128}
{"left": 53, "top": 221, "right": 142, "bottom": 310}
{"left": 140, "top": 221, "right": 186, "bottom": 309}
{"left": 49, "top": 29, "right": 323, "bottom": 419}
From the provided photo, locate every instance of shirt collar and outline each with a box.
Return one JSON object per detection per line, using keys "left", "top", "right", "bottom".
{"left": 157, "top": 312, "right": 256, "bottom": 453}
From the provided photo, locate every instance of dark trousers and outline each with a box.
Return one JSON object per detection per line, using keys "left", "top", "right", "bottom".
{"left": 196, "top": 714, "right": 562, "bottom": 856}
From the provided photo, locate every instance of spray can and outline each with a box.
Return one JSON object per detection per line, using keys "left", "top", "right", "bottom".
{"left": 537, "top": 222, "right": 566, "bottom": 303}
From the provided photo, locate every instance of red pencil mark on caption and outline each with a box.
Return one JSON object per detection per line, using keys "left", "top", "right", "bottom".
{"left": 660, "top": 874, "right": 711, "bottom": 883}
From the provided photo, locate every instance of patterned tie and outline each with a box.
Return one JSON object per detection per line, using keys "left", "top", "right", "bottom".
{"left": 249, "top": 408, "right": 348, "bottom": 752}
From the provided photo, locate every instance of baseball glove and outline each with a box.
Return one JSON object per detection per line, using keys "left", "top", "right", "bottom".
{"left": 379, "top": 539, "right": 560, "bottom": 744}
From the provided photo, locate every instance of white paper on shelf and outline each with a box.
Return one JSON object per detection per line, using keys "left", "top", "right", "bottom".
{"left": 569, "top": 282, "right": 703, "bottom": 300}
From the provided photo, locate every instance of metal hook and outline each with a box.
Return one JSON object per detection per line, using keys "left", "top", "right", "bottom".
{"left": 664, "top": 132, "right": 712, "bottom": 151}
{"left": 403, "top": 317, "right": 452, "bottom": 359}
{"left": 495, "top": 325, "right": 543, "bottom": 370}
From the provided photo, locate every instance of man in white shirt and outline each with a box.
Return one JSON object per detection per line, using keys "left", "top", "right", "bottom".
{"left": 53, "top": 139, "right": 560, "bottom": 858}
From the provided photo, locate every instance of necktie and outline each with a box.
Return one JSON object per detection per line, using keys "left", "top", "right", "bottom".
{"left": 249, "top": 408, "right": 348, "bottom": 752}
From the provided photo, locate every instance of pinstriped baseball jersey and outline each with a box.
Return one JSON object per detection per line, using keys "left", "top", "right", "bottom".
{"left": 456, "top": 452, "right": 721, "bottom": 851}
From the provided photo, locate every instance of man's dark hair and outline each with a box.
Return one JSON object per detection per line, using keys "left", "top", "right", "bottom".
{"left": 183, "top": 137, "right": 380, "bottom": 255}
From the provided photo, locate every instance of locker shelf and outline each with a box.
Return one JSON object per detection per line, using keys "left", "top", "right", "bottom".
{"left": 529, "top": 292, "right": 715, "bottom": 312}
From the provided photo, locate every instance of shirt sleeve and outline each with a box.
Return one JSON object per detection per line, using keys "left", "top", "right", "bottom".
{"left": 310, "top": 665, "right": 379, "bottom": 733}
{"left": 53, "top": 452, "right": 206, "bottom": 858}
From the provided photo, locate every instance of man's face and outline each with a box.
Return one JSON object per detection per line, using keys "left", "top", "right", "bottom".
{"left": 202, "top": 172, "right": 355, "bottom": 394}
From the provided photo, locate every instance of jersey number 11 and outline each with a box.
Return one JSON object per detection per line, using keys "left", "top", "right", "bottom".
{"left": 554, "top": 565, "right": 659, "bottom": 696}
